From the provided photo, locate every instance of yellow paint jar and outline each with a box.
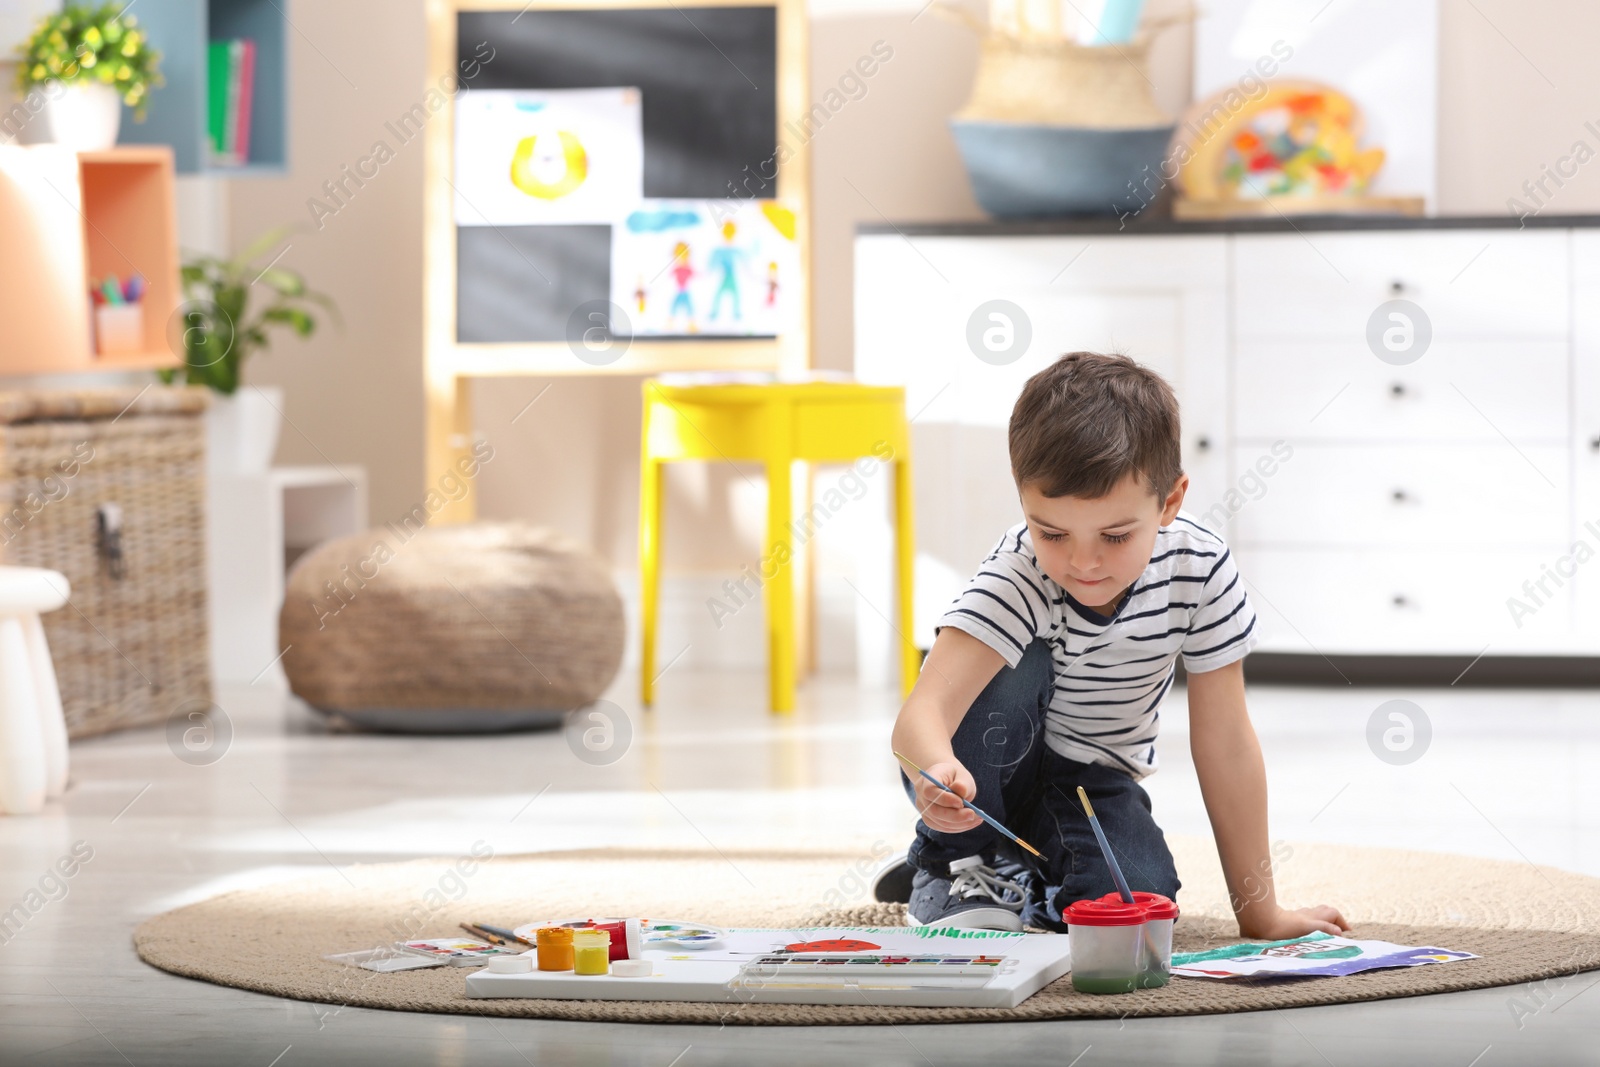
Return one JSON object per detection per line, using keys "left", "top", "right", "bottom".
{"left": 573, "top": 929, "right": 611, "bottom": 975}
{"left": 536, "top": 926, "right": 574, "bottom": 972}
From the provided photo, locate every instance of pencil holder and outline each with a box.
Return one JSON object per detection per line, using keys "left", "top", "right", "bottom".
{"left": 1063, "top": 897, "right": 1148, "bottom": 994}
{"left": 94, "top": 304, "right": 144, "bottom": 357}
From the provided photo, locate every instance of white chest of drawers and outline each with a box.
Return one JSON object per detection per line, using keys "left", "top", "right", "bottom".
{"left": 855, "top": 217, "right": 1600, "bottom": 660}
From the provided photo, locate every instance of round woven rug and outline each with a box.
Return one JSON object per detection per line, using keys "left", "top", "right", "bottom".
{"left": 133, "top": 838, "right": 1600, "bottom": 1025}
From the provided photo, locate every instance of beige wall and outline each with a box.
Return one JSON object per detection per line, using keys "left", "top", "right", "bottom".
{"left": 1435, "top": 1, "right": 1600, "bottom": 215}
{"left": 224, "top": 2, "right": 429, "bottom": 532}
{"left": 217, "top": 0, "right": 1600, "bottom": 577}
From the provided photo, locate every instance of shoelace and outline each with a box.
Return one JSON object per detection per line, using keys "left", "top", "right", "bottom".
{"left": 947, "top": 863, "right": 1025, "bottom": 911}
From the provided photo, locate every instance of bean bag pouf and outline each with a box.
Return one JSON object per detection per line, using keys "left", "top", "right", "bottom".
{"left": 279, "top": 522, "right": 624, "bottom": 732}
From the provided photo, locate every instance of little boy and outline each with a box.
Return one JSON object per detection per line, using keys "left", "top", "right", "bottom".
{"left": 879, "top": 352, "right": 1348, "bottom": 939}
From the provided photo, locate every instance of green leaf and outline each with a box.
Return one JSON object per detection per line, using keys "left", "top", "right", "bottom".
{"left": 15, "top": 2, "right": 159, "bottom": 96}
{"left": 178, "top": 226, "right": 340, "bottom": 390}
{"left": 214, "top": 284, "right": 247, "bottom": 325}
{"left": 256, "top": 267, "right": 304, "bottom": 297}
{"left": 263, "top": 306, "right": 315, "bottom": 337}
{"left": 236, "top": 225, "right": 294, "bottom": 266}
{"left": 295, "top": 291, "right": 343, "bottom": 329}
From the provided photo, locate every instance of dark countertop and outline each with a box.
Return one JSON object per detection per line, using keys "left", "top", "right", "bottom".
{"left": 856, "top": 213, "right": 1600, "bottom": 238}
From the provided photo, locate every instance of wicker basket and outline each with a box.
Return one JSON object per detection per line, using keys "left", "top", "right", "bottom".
{"left": 0, "top": 387, "right": 213, "bottom": 739}
{"left": 940, "top": 11, "right": 1185, "bottom": 218}
{"left": 954, "top": 31, "right": 1171, "bottom": 128}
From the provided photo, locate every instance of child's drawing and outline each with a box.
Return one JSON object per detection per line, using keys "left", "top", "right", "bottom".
{"left": 611, "top": 200, "right": 798, "bottom": 337}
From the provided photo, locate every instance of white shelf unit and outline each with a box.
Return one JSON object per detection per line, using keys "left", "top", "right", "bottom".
{"left": 207, "top": 465, "right": 368, "bottom": 686}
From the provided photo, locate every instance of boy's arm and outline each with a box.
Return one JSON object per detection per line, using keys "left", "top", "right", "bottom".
{"left": 1187, "top": 658, "right": 1350, "bottom": 939}
{"left": 890, "top": 627, "right": 1008, "bottom": 835}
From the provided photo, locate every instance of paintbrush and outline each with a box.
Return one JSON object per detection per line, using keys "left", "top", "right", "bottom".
{"left": 460, "top": 922, "right": 505, "bottom": 945}
{"left": 1075, "top": 786, "right": 1135, "bottom": 904}
{"left": 892, "top": 750, "right": 1043, "bottom": 859}
{"left": 470, "top": 921, "right": 535, "bottom": 947}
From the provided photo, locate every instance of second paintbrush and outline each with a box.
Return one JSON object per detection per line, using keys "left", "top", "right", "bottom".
{"left": 892, "top": 750, "right": 1043, "bottom": 859}
{"left": 1075, "top": 785, "right": 1135, "bottom": 904}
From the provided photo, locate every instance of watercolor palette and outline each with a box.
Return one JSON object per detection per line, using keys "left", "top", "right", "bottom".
{"left": 639, "top": 921, "right": 721, "bottom": 947}
{"left": 394, "top": 938, "right": 520, "bottom": 967}
{"left": 739, "top": 954, "right": 1010, "bottom": 983}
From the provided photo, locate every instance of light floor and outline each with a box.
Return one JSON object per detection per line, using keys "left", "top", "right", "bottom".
{"left": 2, "top": 669, "right": 1600, "bottom": 1066}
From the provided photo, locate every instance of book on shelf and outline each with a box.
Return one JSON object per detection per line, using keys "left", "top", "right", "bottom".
{"left": 206, "top": 38, "right": 256, "bottom": 167}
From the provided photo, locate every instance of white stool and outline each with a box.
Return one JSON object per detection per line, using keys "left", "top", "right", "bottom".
{"left": 0, "top": 567, "right": 70, "bottom": 814}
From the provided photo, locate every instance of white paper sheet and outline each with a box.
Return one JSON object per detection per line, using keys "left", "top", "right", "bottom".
{"left": 1172, "top": 934, "right": 1477, "bottom": 979}
{"left": 453, "top": 87, "right": 643, "bottom": 226}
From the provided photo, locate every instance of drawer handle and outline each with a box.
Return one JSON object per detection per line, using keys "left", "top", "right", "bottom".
{"left": 1196, "top": 435, "right": 1212, "bottom": 453}
{"left": 1390, "top": 382, "right": 1406, "bottom": 397}
{"left": 1389, "top": 280, "right": 1406, "bottom": 295}
{"left": 1392, "top": 594, "right": 1409, "bottom": 608}
{"left": 1590, "top": 434, "right": 1600, "bottom": 452}
{"left": 1391, "top": 488, "right": 1409, "bottom": 503}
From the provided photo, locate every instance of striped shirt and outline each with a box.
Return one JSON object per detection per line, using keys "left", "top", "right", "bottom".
{"left": 934, "top": 512, "right": 1258, "bottom": 780}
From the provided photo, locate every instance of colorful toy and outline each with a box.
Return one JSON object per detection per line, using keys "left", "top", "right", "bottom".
{"left": 1171, "top": 79, "right": 1422, "bottom": 218}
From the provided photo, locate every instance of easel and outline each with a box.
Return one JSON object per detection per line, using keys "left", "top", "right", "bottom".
{"left": 421, "top": 0, "right": 820, "bottom": 671}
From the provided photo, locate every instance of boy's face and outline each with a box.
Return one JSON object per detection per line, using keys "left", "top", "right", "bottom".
{"left": 1019, "top": 471, "right": 1188, "bottom": 614}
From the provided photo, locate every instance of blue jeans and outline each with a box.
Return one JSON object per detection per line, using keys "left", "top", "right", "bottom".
{"left": 902, "top": 637, "right": 1181, "bottom": 932}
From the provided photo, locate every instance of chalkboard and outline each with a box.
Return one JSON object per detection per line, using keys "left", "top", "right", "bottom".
{"left": 454, "top": 7, "right": 779, "bottom": 343}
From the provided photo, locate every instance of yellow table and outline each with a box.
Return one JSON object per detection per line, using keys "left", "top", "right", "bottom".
{"left": 639, "top": 380, "right": 918, "bottom": 712}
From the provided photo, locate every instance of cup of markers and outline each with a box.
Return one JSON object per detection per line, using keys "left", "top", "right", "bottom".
{"left": 91, "top": 273, "right": 146, "bottom": 357}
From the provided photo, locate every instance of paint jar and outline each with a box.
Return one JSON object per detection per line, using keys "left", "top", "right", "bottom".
{"left": 1130, "top": 892, "right": 1179, "bottom": 988}
{"left": 535, "top": 926, "right": 574, "bottom": 972}
{"left": 573, "top": 929, "right": 611, "bottom": 975}
{"left": 1063, "top": 897, "right": 1148, "bottom": 994}
{"left": 592, "top": 918, "right": 643, "bottom": 961}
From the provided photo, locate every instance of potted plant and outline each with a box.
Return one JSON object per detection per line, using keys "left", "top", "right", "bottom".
{"left": 160, "top": 228, "right": 338, "bottom": 473}
{"left": 14, "top": 3, "right": 162, "bottom": 150}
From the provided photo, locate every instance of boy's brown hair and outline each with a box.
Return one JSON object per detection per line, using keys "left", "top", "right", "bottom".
{"left": 1009, "top": 352, "right": 1184, "bottom": 501}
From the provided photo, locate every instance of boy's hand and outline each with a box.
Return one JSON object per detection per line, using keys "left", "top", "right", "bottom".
{"left": 911, "top": 760, "right": 983, "bottom": 834}
{"left": 1238, "top": 903, "right": 1350, "bottom": 941}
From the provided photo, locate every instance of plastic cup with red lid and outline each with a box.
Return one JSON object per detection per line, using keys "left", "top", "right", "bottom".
{"left": 1129, "top": 891, "right": 1179, "bottom": 987}
{"left": 1062, "top": 891, "right": 1180, "bottom": 993}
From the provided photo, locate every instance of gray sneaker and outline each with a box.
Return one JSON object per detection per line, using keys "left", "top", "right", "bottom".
{"left": 870, "top": 852, "right": 915, "bottom": 904}
{"left": 907, "top": 855, "right": 1026, "bottom": 931}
